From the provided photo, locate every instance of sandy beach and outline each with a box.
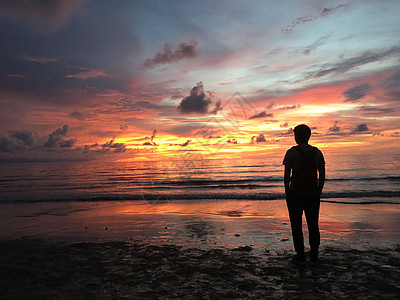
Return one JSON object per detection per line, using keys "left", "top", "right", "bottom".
{"left": 1, "top": 199, "right": 400, "bottom": 299}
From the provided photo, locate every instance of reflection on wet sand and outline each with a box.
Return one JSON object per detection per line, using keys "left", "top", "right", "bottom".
{"left": 1, "top": 200, "right": 400, "bottom": 252}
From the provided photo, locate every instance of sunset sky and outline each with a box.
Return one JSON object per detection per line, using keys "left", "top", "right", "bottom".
{"left": 0, "top": 0, "right": 399, "bottom": 162}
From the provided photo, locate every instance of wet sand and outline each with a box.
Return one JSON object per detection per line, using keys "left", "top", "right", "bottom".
{"left": 1, "top": 199, "right": 400, "bottom": 299}
{"left": 1, "top": 239, "right": 399, "bottom": 299}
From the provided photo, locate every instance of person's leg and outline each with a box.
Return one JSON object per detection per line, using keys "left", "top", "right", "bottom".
{"left": 286, "top": 192, "right": 305, "bottom": 256}
{"left": 304, "top": 197, "right": 320, "bottom": 261}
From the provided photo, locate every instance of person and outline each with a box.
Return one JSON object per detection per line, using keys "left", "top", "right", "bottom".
{"left": 283, "top": 124, "right": 325, "bottom": 263}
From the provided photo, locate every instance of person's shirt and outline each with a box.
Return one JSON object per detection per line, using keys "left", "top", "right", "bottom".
{"left": 283, "top": 143, "right": 325, "bottom": 183}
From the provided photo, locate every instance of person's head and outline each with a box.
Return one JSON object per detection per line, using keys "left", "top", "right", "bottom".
{"left": 294, "top": 124, "right": 311, "bottom": 144}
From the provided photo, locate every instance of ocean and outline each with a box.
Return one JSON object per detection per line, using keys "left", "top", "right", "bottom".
{"left": 1, "top": 153, "right": 400, "bottom": 205}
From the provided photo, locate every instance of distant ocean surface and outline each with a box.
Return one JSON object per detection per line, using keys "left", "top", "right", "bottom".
{"left": 1, "top": 154, "right": 400, "bottom": 205}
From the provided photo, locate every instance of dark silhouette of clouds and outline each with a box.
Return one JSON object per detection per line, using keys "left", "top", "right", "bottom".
{"left": 178, "top": 82, "right": 215, "bottom": 114}
{"left": 383, "top": 69, "right": 400, "bottom": 100}
{"left": 282, "top": 4, "right": 348, "bottom": 33}
{"left": 329, "top": 121, "right": 341, "bottom": 132}
{"left": 354, "top": 123, "right": 369, "bottom": 133}
{"left": 249, "top": 111, "right": 273, "bottom": 119}
{"left": 101, "top": 139, "right": 126, "bottom": 153}
{"left": 11, "top": 130, "right": 35, "bottom": 146}
{"left": 309, "top": 47, "right": 400, "bottom": 79}
{"left": 143, "top": 129, "right": 158, "bottom": 146}
{"left": 356, "top": 104, "right": 394, "bottom": 115}
{"left": 0, "top": 125, "right": 130, "bottom": 162}
{"left": 278, "top": 104, "right": 300, "bottom": 110}
{"left": 144, "top": 39, "right": 198, "bottom": 68}
{"left": 44, "top": 125, "right": 75, "bottom": 148}
{"left": 343, "top": 83, "right": 372, "bottom": 102}
{"left": 251, "top": 133, "right": 267, "bottom": 143}
{"left": 181, "top": 139, "right": 191, "bottom": 147}
{"left": 69, "top": 111, "right": 86, "bottom": 120}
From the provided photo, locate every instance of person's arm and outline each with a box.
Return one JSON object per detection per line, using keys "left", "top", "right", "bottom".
{"left": 317, "top": 164, "right": 325, "bottom": 196}
{"left": 284, "top": 165, "right": 291, "bottom": 195}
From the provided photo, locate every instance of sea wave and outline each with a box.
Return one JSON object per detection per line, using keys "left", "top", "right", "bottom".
{"left": 1, "top": 190, "right": 400, "bottom": 205}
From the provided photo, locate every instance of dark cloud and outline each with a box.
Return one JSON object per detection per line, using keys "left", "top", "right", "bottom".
{"left": 181, "top": 139, "right": 191, "bottom": 147}
{"left": 143, "top": 39, "right": 198, "bottom": 69}
{"left": 143, "top": 129, "right": 157, "bottom": 146}
{"left": 249, "top": 111, "right": 273, "bottom": 119}
{"left": 151, "top": 130, "right": 157, "bottom": 143}
{"left": 0, "top": 136, "right": 15, "bottom": 152}
{"left": 0, "top": 125, "right": 130, "bottom": 162}
{"left": 0, "top": 0, "right": 86, "bottom": 34}
{"left": 44, "top": 125, "right": 76, "bottom": 148}
{"left": 278, "top": 104, "right": 300, "bottom": 110}
{"left": 209, "top": 100, "right": 222, "bottom": 115}
{"left": 329, "top": 121, "right": 341, "bottom": 132}
{"left": 101, "top": 139, "right": 126, "bottom": 153}
{"left": 11, "top": 130, "right": 35, "bottom": 146}
{"left": 279, "top": 128, "right": 294, "bottom": 136}
{"left": 353, "top": 123, "right": 369, "bottom": 133}
{"left": 343, "top": 83, "right": 372, "bottom": 102}
{"left": 69, "top": 111, "right": 86, "bottom": 120}
{"left": 266, "top": 101, "right": 275, "bottom": 109}
{"left": 120, "top": 123, "right": 128, "bottom": 132}
{"left": 385, "top": 69, "right": 400, "bottom": 89}
{"left": 302, "top": 35, "right": 329, "bottom": 55}
{"left": 177, "top": 82, "right": 213, "bottom": 114}
{"left": 251, "top": 133, "right": 267, "bottom": 143}
{"left": 309, "top": 47, "right": 400, "bottom": 79}
{"left": 383, "top": 69, "right": 400, "bottom": 100}
{"left": 280, "top": 123, "right": 289, "bottom": 128}
{"left": 282, "top": 5, "right": 348, "bottom": 33}
{"left": 356, "top": 104, "right": 394, "bottom": 116}
{"left": 227, "top": 139, "right": 238, "bottom": 144}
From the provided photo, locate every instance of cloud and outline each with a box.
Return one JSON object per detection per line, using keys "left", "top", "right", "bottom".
{"left": 282, "top": 4, "right": 347, "bottom": 33}
{"left": 143, "top": 39, "right": 198, "bottom": 69}
{"left": 266, "top": 101, "right": 275, "bottom": 109}
{"left": 143, "top": 129, "right": 157, "bottom": 146}
{"left": 43, "top": 125, "right": 76, "bottom": 148}
{"left": 100, "top": 139, "right": 126, "bottom": 153}
{"left": 66, "top": 70, "right": 108, "bottom": 80}
{"left": 209, "top": 100, "right": 222, "bottom": 115}
{"left": 353, "top": 123, "right": 369, "bottom": 133}
{"left": 22, "top": 56, "right": 59, "bottom": 64}
{"left": 302, "top": 35, "right": 330, "bottom": 55}
{"left": 383, "top": 69, "right": 400, "bottom": 100}
{"left": 227, "top": 139, "right": 238, "bottom": 144}
{"left": 177, "top": 82, "right": 213, "bottom": 114}
{"left": 279, "top": 128, "right": 294, "bottom": 136}
{"left": 278, "top": 104, "right": 300, "bottom": 110}
{"left": 11, "top": 130, "right": 35, "bottom": 146}
{"left": 309, "top": 47, "right": 400, "bottom": 79}
{"left": 356, "top": 104, "right": 394, "bottom": 116}
{"left": 342, "top": 83, "right": 372, "bottom": 102}
{"left": 251, "top": 133, "right": 267, "bottom": 143}
{"left": 0, "top": 0, "right": 87, "bottom": 34}
{"left": 249, "top": 111, "right": 273, "bottom": 119}
{"left": 329, "top": 121, "right": 341, "bottom": 132}
{"left": 181, "top": 139, "right": 191, "bottom": 147}
{"left": 0, "top": 125, "right": 131, "bottom": 162}
{"left": 69, "top": 111, "right": 86, "bottom": 120}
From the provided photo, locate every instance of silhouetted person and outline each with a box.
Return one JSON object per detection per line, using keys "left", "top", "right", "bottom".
{"left": 283, "top": 124, "right": 325, "bottom": 263}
